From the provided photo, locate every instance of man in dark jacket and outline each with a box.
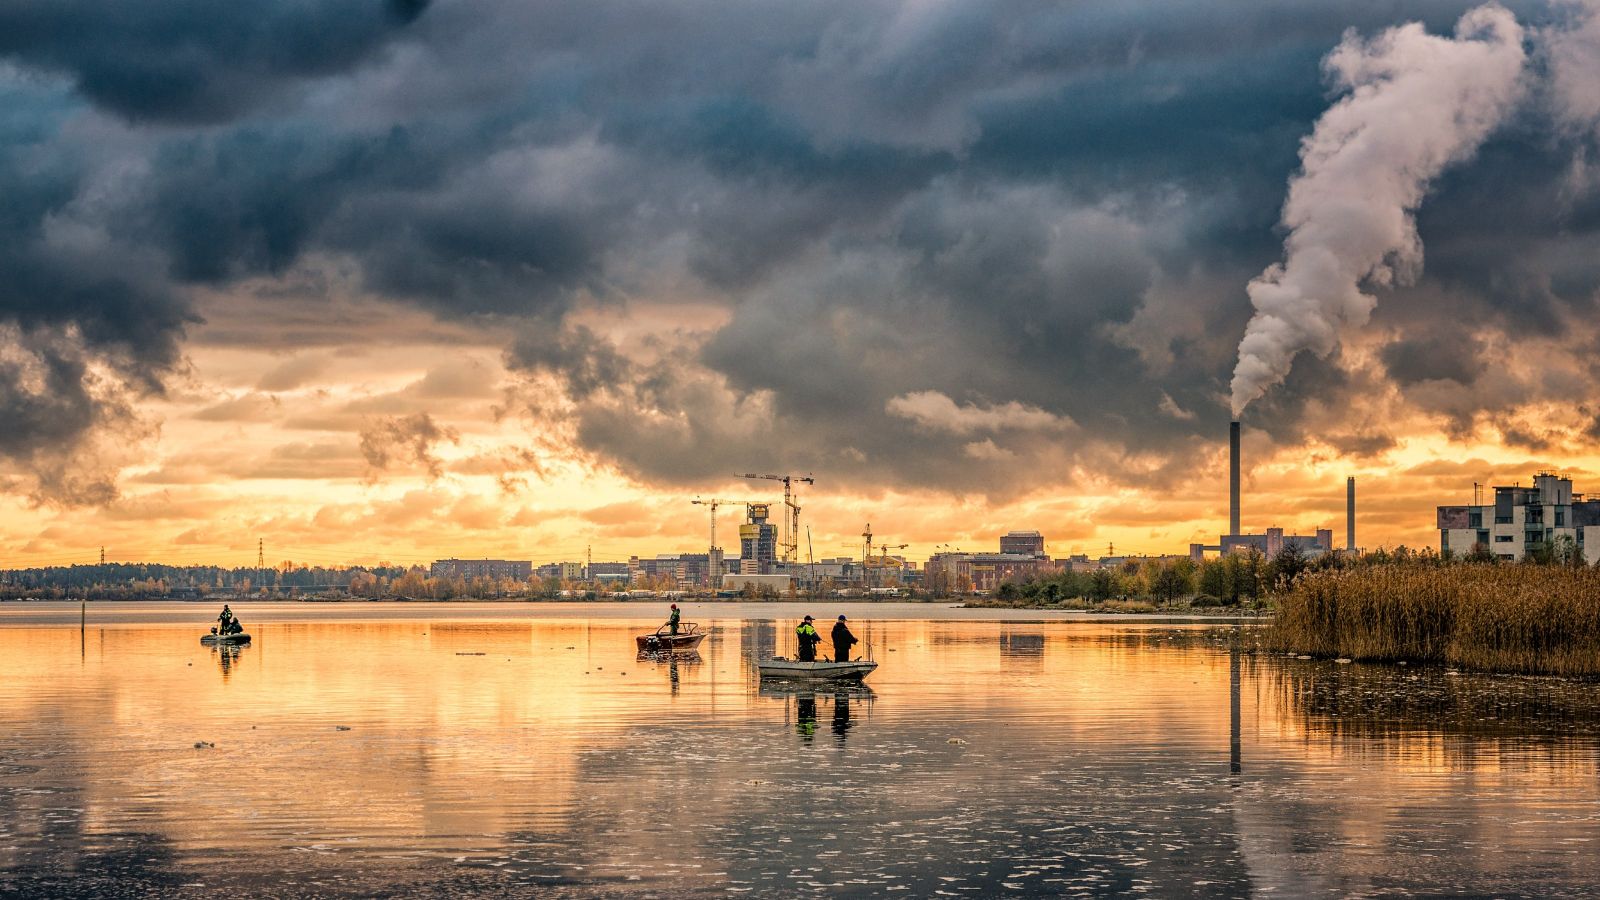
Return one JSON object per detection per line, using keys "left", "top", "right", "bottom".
{"left": 667, "top": 603, "right": 680, "bottom": 635}
{"left": 795, "top": 616, "right": 822, "bottom": 661}
{"left": 831, "top": 615, "right": 858, "bottom": 662}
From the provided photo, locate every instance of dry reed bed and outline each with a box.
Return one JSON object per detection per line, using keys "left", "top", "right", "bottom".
{"left": 1268, "top": 563, "right": 1600, "bottom": 676}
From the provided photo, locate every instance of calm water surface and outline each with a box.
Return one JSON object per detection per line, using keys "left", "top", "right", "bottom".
{"left": 3, "top": 601, "right": 1599, "bottom": 898}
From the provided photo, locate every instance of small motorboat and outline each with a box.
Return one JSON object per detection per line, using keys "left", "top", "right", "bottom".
{"left": 201, "top": 632, "right": 251, "bottom": 645}
{"left": 757, "top": 658, "right": 878, "bottom": 681}
{"left": 636, "top": 622, "right": 706, "bottom": 654}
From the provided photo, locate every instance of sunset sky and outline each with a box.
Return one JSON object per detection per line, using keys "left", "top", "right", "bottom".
{"left": 3, "top": 0, "right": 1600, "bottom": 570}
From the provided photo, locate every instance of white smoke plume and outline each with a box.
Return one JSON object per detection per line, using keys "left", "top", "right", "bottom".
{"left": 1230, "top": 4, "right": 1526, "bottom": 416}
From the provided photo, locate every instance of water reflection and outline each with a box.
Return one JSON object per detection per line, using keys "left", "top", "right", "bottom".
{"left": 796, "top": 694, "right": 818, "bottom": 741}
{"left": 3, "top": 611, "right": 1599, "bottom": 896}
{"left": 831, "top": 691, "right": 856, "bottom": 744}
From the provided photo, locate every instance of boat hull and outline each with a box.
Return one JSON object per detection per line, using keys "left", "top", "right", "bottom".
{"left": 757, "top": 659, "right": 877, "bottom": 681}
{"left": 201, "top": 633, "right": 251, "bottom": 645}
{"left": 635, "top": 632, "right": 706, "bottom": 653}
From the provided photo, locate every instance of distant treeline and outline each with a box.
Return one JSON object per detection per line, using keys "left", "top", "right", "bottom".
{"left": 1, "top": 562, "right": 413, "bottom": 600}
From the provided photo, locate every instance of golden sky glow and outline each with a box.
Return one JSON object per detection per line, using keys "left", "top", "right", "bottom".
{"left": 4, "top": 299, "right": 1595, "bottom": 570}
{"left": 5, "top": 2, "right": 1600, "bottom": 570}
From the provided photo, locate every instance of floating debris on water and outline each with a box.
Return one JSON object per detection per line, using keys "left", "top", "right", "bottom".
{"left": 193, "top": 741, "right": 215, "bottom": 749}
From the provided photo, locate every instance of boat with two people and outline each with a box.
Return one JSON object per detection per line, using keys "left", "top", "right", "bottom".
{"left": 757, "top": 614, "right": 877, "bottom": 681}
{"left": 201, "top": 604, "right": 251, "bottom": 645}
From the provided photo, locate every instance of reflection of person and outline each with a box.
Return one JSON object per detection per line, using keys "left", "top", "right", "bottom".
{"left": 215, "top": 644, "right": 239, "bottom": 679}
{"left": 831, "top": 615, "right": 857, "bottom": 662}
{"left": 795, "top": 616, "right": 822, "bottom": 662}
{"left": 796, "top": 694, "right": 817, "bottom": 741}
{"left": 667, "top": 603, "right": 681, "bottom": 635}
{"left": 217, "top": 605, "right": 242, "bottom": 635}
{"left": 831, "top": 693, "right": 853, "bottom": 743}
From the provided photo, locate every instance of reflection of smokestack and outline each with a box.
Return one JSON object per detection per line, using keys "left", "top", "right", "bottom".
{"left": 1347, "top": 477, "right": 1356, "bottom": 551}
{"left": 1229, "top": 421, "right": 1241, "bottom": 536}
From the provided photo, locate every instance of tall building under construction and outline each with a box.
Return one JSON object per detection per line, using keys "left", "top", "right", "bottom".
{"left": 740, "top": 503, "right": 778, "bottom": 574}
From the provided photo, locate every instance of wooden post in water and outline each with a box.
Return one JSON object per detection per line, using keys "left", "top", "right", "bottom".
{"left": 80, "top": 598, "right": 86, "bottom": 656}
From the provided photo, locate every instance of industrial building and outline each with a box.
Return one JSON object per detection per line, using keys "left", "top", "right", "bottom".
{"left": 430, "top": 559, "right": 532, "bottom": 581}
{"left": 1437, "top": 473, "right": 1600, "bottom": 562}
{"left": 632, "top": 553, "right": 719, "bottom": 587}
{"left": 925, "top": 552, "right": 1059, "bottom": 592}
{"left": 925, "top": 531, "right": 1060, "bottom": 591}
{"left": 1000, "top": 531, "right": 1047, "bottom": 557}
{"left": 1190, "top": 421, "right": 1343, "bottom": 561}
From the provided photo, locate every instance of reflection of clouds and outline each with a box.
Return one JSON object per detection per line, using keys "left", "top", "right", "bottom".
{"left": 4, "top": 617, "right": 1600, "bottom": 894}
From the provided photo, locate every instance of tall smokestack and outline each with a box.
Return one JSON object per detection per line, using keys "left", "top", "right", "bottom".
{"left": 1347, "top": 476, "right": 1356, "bottom": 551}
{"left": 1229, "top": 421, "right": 1241, "bottom": 536}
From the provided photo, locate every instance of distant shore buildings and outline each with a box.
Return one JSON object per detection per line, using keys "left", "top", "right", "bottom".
{"left": 429, "top": 558, "right": 532, "bottom": 581}
{"left": 1437, "top": 472, "right": 1600, "bottom": 563}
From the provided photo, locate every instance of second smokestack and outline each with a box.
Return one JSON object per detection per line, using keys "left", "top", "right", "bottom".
{"left": 1347, "top": 476, "right": 1356, "bottom": 551}
{"left": 1229, "top": 420, "right": 1241, "bottom": 537}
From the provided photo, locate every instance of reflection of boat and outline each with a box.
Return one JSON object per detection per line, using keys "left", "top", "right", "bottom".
{"left": 201, "top": 632, "right": 251, "bottom": 645}
{"left": 757, "top": 658, "right": 877, "bottom": 681}
{"left": 635, "top": 623, "right": 705, "bottom": 653}
{"left": 758, "top": 681, "right": 875, "bottom": 700}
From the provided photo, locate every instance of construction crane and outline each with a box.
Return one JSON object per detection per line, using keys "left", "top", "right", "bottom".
{"left": 737, "top": 473, "right": 815, "bottom": 563}
{"left": 852, "top": 523, "right": 908, "bottom": 588}
{"left": 691, "top": 498, "right": 756, "bottom": 590}
{"left": 690, "top": 498, "right": 759, "bottom": 553}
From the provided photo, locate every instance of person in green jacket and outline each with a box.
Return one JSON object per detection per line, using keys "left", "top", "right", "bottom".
{"left": 217, "top": 605, "right": 242, "bottom": 635}
{"left": 795, "top": 615, "right": 822, "bottom": 662}
{"left": 667, "top": 603, "right": 681, "bottom": 635}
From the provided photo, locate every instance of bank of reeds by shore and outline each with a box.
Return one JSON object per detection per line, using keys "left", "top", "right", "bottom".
{"left": 1268, "top": 562, "right": 1600, "bottom": 676}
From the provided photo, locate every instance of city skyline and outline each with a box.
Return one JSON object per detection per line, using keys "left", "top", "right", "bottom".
{"left": 4, "top": 1, "right": 1600, "bottom": 568}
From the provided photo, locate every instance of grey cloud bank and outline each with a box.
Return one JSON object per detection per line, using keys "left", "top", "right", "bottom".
{"left": 0, "top": 0, "right": 1598, "bottom": 503}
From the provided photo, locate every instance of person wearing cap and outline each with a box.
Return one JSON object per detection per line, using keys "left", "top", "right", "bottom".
{"left": 666, "top": 603, "right": 681, "bottom": 635}
{"left": 831, "top": 615, "right": 858, "bottom": 662}
{"left": 795, "top": 616, "right": 822, "bottom": 662}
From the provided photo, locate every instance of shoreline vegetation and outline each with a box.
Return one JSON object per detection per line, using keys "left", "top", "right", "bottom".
{"left": 1268, "top": 561, "right": 1600, "bottom": 677}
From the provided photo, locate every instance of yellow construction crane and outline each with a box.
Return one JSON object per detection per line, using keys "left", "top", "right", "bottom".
{"left": 737, "top": 472, "right": 815, "bottom": 563}
{"left": 852, "top": 523, "right": 909, "bottom": 588}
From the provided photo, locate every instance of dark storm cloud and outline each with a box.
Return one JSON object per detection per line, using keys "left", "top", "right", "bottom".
{"left": 359, "top": 412, "right": 458, "bottom": 479}
{"left": 0, "top": 0, "right": 429, "bottom": 123}
{"left": 1381, "top": 330, "right": 1488, "bottom": 387}
{"left": 4, "top": 0, "right": 1600, "bottom": 502}
{"left": 0, "top": 73, "right": 195, "bottom": 502}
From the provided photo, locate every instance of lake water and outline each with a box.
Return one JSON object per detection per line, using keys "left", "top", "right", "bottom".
{"left": 3, "top": 601, "right": 1599, "bottom": 898}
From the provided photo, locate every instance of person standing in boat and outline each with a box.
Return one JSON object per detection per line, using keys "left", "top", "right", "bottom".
{"left": 831, "top": 615, "right": 858, "bottom": 662}
{"left": 667, "top": 603, "right": 680, "bottom": 635}
{"left": 217, "top": 605, "right": 242, "bottom": 636}
{"left": 795, "top": 615, "right": 822, "bottom": 662}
